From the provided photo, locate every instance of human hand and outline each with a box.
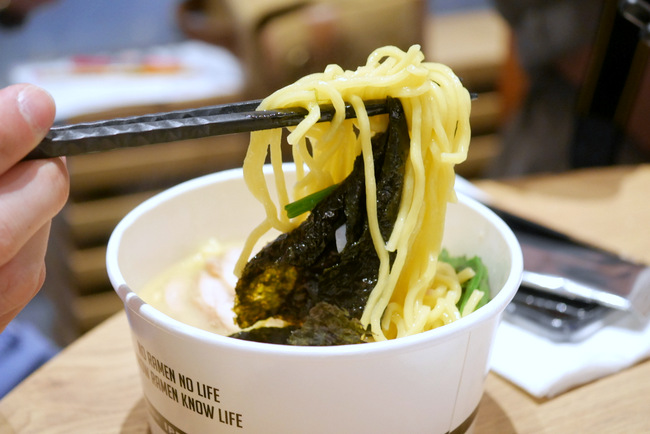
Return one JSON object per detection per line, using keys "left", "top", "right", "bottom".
{"left": 0, "top": 84, "right": 69, "bottom": 331}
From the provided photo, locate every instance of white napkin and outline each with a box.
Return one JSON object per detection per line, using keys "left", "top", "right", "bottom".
{"left": 490, "top": 313, "right": 650, "bottom": 398}
{"left": 455, "top": 175, "right": 650, "bottom": 397}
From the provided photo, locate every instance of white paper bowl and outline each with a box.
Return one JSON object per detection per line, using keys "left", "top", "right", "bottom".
{"left": 107, "top": 165, "right": 522, "bottom": 434}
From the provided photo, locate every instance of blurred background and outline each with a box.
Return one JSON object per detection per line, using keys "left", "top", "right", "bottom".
{"left": 1, "top": 0, "right": 648, "bottom": 397}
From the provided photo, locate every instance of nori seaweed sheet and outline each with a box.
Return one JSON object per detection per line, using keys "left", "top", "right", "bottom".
{"left": 231, "top": 97, "right": 409, "bottom": 345}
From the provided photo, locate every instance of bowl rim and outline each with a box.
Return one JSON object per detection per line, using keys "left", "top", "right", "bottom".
{"left": 106, "top": 165, "right": 523, "bottom": 358}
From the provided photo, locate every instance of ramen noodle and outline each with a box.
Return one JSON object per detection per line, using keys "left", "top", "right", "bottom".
{"left": 233, "top": 45, "right": 477, "bottom": 342}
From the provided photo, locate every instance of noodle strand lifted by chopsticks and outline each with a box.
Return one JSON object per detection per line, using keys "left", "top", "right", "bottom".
{"left": 234, "top": 45, "right": 472, "bottom": 341}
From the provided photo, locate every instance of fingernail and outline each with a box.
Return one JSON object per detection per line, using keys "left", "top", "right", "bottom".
{"left": 17, "top": 85, "right": 55, "bottom": 135}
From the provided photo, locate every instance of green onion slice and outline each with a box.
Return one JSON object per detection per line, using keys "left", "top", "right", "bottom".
{"left": 284, "top": 184, "right": 338, "bottom": 219}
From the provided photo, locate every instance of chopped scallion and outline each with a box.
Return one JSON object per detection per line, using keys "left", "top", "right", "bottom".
{"left": 284, "top": 184, "right": 339, "bottom": 218}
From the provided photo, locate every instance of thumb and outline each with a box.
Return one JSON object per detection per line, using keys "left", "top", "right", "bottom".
{"left": 0, "top": 84, "right": 56, "bottom": 173}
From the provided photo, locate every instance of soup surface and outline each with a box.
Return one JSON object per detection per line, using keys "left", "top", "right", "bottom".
{"left": 139, "top": 237, "right": 488, "bottom": 342}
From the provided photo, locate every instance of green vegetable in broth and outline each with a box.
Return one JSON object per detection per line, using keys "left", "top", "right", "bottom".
{"left": 439, "top": 249, "right": 490, "bottom": 313}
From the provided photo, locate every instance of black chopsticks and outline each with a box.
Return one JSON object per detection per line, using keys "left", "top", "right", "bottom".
{"left": 23, "top": 99, "right": 390, "bottom": 160}
{"left": 25, "top": 93, "right": 478, "bottom": 160}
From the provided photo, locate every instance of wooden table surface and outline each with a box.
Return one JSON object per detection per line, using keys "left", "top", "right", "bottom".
{"left": 2, "top": 165, "right": 650, "bottom": 433}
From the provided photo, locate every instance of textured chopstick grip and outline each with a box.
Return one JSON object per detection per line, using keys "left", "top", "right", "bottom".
{"left": 24, "top": 99, "right": 390, "bottom": 160}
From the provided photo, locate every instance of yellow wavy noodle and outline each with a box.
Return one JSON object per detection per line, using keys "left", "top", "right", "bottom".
{"left": 235, "top": 45, "right": 472, "bottom": 341}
